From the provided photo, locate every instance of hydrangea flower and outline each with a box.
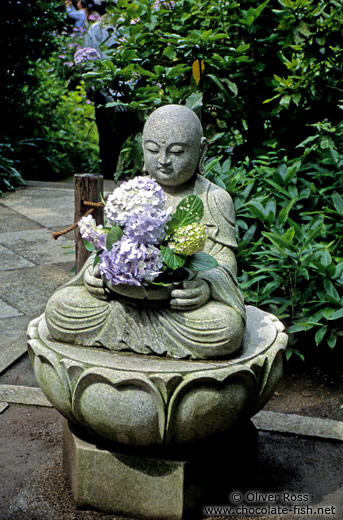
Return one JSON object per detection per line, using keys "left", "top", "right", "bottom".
{"left": 169, "top": 223, "right": 207, "bottom": 256}
{"left": 105, "top": 176, "right": 172, "bottom": 244}
{"left": 74, "top": 47, "right": 101, "bottom": 65}
{"left": 78, "top": 214, "right": 107, "bottom": 250}
{"left": 99, "top": 238, "right": 163, "bottom": 286}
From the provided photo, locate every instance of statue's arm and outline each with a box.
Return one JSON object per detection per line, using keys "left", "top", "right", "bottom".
{"left": 59, "top": 255, "right": 109, "bottom": 300}
{"left": 83, "top": 262, "right": 109, "bottom": 300}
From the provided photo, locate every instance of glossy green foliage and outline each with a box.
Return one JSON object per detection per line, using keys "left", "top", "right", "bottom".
{"left": 82, "top": 0, "right": 343, "bottom": 164}
{"left": 205, "top": 125, "right": 343, "bottom": 357}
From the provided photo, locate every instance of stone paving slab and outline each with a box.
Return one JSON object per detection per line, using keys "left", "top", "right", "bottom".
{"left": 0, "top": 263, "right": 74, "bottom": 317}
{"left": 1, "top": 187, "right": 75, "bottom": 228}
{"left": 0, "top": 343, "right": 27, "bottom": 375}
{"left": 0, "top": 351, "right": 38, "bottom": 387}
{"left": 0, "top": 228, "right": 74, "bottom": 266}
{"left": 0, "top": 316, "right": 32, "bottom": 352}
{"left": 0, "top": 204, "right": 44, "bottom": 233}
{"left": 0, "top": 243, "right": 35, "bottom": 270}
{"left": 0, "top": 385, "right": 51, "bottom": 406}
{"left": 0, "top": 299, "right": 23, "bottom": 319}
{"left": 253, "top": 410, "right": 343, "bottom": 442}
{"left": 0, "top": 402, "right": 8, "bottom": 414}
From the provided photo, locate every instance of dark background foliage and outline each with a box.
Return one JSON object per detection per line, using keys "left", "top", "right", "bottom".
{"left": 0, "top": 0, "right": 99, "bottom": 190}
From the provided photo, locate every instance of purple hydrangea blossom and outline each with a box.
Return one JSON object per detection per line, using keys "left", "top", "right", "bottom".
{"left": 99, "top": 238, "right": 163, "bottom": 286}
{"left": 105, "top": 176, "right": 172, "bottom": 244}
{"left": 74, "top": 47, "right": 101, "bottom": 65}
{"left": 78, "top": 215, "right": 107, "bottom": 250}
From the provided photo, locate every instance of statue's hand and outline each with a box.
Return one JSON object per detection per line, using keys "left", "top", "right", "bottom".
{"left": 84, "top": 264, "right": 108, "bottom": 300}
{"left": 170, "top": 279, "right": 210, "bottom": 311}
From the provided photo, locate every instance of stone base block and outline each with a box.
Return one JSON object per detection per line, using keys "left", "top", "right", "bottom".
{"left": 63, "top": 420, "right": 258, "bottom": 520}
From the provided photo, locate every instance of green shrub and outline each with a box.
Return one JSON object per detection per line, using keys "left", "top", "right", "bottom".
{"left": 1, "top": 1, "right": 100, "bottom": 186}
{"left": 205, "top": 122, "right": 343, "bottom": 360}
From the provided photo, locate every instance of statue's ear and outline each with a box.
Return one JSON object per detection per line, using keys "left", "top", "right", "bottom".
{"left": 198, "top": 137, "right": 207, "bottom": 175}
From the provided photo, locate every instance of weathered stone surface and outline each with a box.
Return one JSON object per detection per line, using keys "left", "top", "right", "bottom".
{"left": 63, "top": 419, "right": 258, "bottom": 520}
{"left": 0, "top": 299, "right": 23, "bottom": 319}
{"left": 28, "top": 305, "right": 287, "bottom": 446}
{"left": 1, "top": 187, "right": 74, "bottom": 228}
{"left": 0, "top": 229, "right": 73, "bottom": 266}
{"left": 0, "top": 244, "right": 35, "bottom": 271}
{"left": 0, "top": 402, "right": 9, "bottom": 414}
{"left": 0, "top": 342, "right": 27, "bottom": 375}
{"left": 0, "top": 385, "right": 51, "bottom": 406}
{"left": 0, "top": 316, "right": 32, "bottom": 359}
{"left": 0, "top": 202, "right": 43, "bottom": 233}
{"left": 253, "top": 410, "right": 343, "bottom": 441}
{"left": 0, "top": 264, "right": 73, "bottom": 317}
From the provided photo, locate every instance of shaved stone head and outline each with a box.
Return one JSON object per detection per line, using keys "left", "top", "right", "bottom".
{"left": 143, "top": 104, "right": 203, "bottom": 146}
{"left": 142, "top": 105, "right": 206, "bottom": 187}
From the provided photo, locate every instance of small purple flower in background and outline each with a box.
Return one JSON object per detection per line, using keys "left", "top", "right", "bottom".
{"left": 99, "top": 239, "right": 163, "bottom": 286}
{"left": 74, "top": 47, "right": 101, "bottom": 65}
{"left": 93, "top": 0, "right": 103, "bottom": 4}
{"left": 63, "top": 61, "right": 74, "bottom": 68}
{"left": 78, "top": 215, "right": 107, "bottom": 250}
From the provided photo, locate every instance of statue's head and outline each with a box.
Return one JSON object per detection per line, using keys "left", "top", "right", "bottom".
{"left": 142, "top": 104, "right": 207, "bottom": 188}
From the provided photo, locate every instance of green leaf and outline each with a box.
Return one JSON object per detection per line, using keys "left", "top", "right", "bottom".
{"left": 93, "top": 252, "right": 101, "bottom": 267}
{"left": 328, "top": 308, "right": 343, "bottom": 321}
{"left": 262, "top": 231, "right": 293, "bottom": 250}
{"left": 164, "top": 216, "right": 181, "bottom": 236}
{"left": 288, "top": 321, "right": 320, "bottom": 333}
{"left": 162, "top": 46, "right": 176, "bottom": 60}
{"left": 174, "top": 195, "right": 204, "bottom": 227}
{"left": 222, "top": 78, "right": 238, "bottom": 96}
{"left": 315, "top": 325, "right": 327, "bottom": 345}
{"left": 247, "top": 201, "right": 266, "bottom": 222}
{"left": 328, "top": 334, "right": 337, "bottom": 349}
{"left": 285, "top": 348, "right": 305, "bottom": 362}
{"left": 160, "top": 245, "right": 185, "bottom": 270}
{"left": 106, "top": 226, "right": 123, "bottom": 251}
{"left": 207, "top": 73, "right": 226, "bottom": 92}
{"left": 324, "top": 278, "right": 340, "bottom": 303}
{"left": 185, "top": 252, "right": 218, "bottom": 271}
{"left": 185, "top": 92, "right": 203, "bottom": 113}
{"left": 332, "top": 192, "right": 343, "bottom": 215}
{"left": 320, "top": 249, "right": 332, "bottom": 267}
{"left": 84, "top": 240, "right": 95, "bottom": 252}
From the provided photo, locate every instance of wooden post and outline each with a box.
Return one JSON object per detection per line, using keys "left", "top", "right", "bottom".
{"left": 74, "top": 174, "right": 104, "bottom": 273}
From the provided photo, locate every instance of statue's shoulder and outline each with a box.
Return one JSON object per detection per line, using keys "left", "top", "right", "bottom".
{"left": 195, "top": 175, "right": 235, "bottom": 218}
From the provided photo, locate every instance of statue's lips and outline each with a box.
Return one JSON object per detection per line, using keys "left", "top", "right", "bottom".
{"left": 158, "top": 167, "right": 172, "bottom": 174}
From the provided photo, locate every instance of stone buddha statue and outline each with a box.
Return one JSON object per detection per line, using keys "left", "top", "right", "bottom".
{"left": 46, "top": 104, "right": 246, "bottom": 359}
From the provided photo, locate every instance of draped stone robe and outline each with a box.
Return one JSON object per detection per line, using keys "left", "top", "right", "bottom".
{"left": 46, "top": 176, "right": 246, "bottom": 359}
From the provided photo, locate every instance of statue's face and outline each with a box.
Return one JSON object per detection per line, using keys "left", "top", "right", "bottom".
{"left": 143, "top": 115, "right": 203, "bottom": 188}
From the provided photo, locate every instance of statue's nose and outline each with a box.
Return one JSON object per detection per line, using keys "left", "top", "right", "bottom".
{"left": 158, "top": 150, "right": 171, "bottom": 165}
